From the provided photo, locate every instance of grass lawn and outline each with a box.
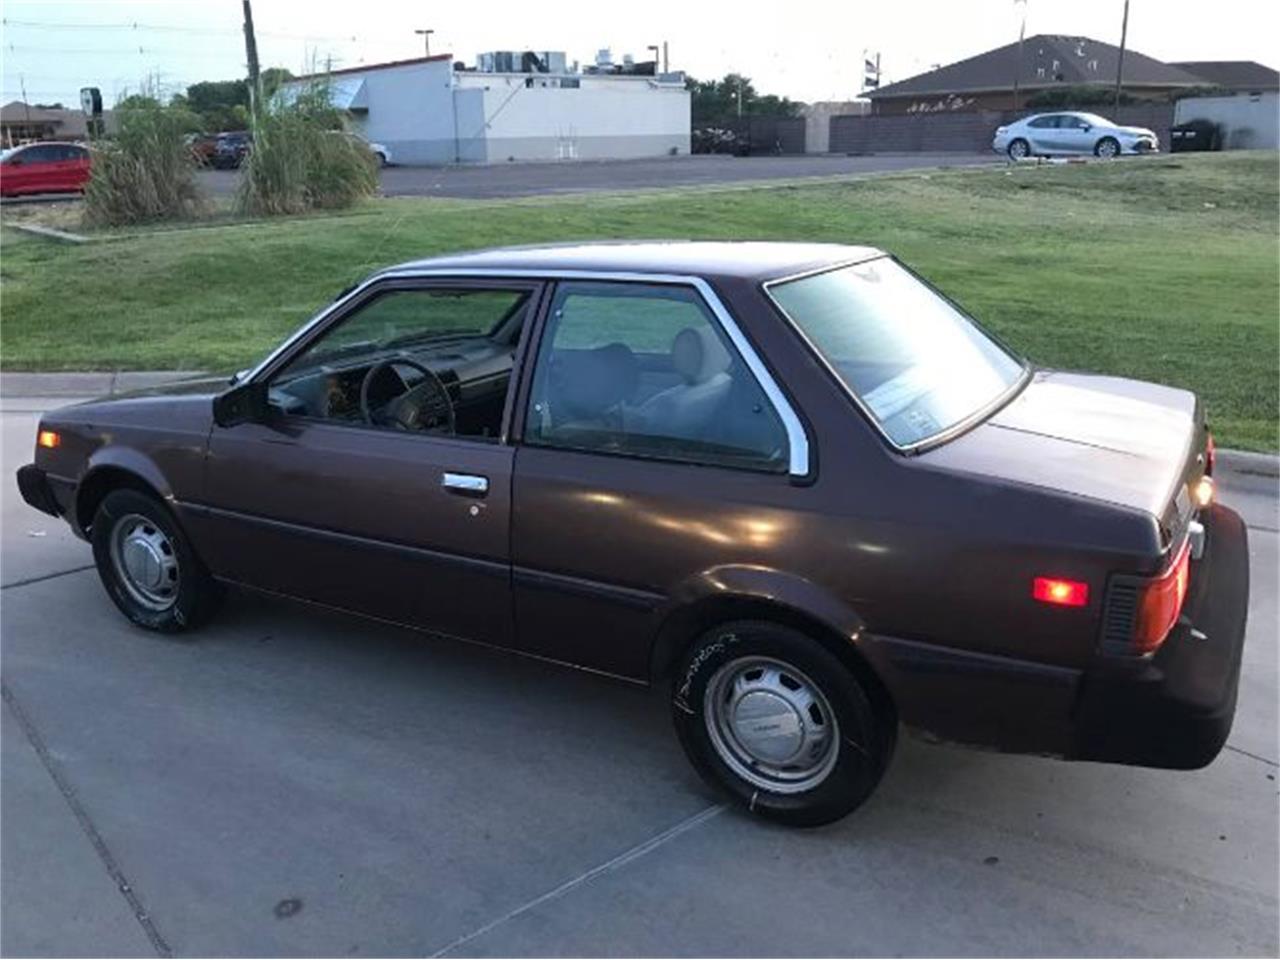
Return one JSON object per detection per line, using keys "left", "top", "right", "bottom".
{"left": 1, "top": 152, "right": 1276, "bottom": 450}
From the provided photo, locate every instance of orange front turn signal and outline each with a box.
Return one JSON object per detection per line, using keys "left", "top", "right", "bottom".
{"left": 37, "top": 429, "right": 60, "bottom": 449}
{"left": 1032, "top": 576, "right": 1089, "bottom": 607}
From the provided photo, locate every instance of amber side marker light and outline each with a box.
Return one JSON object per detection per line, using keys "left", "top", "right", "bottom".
{"left": 1032, "top": 577, "right": 1089, "bottom": 607}
{"left": 37, "top": 429, "right": 60, "bottom": 449}
{"left": 1193, "top": 475, "right": 1215, "bottom": 509}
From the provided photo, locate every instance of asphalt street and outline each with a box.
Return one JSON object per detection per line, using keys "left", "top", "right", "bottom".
{"left": 189, "top": 152, "right": 1000, "bottom": 200}
{"left": 0, "top": 153, "right": 997, "bottom": 207}
{"left": 1, "top": 387, "right": 1276, "bottom": 957}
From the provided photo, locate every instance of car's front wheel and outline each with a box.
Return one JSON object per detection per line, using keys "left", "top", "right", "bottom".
{"left": 672, "top": 620, "right": 895, "bottom": 827}
{"left": 1095, "top": 136, "right": 1120, "bottom": 159}
{"left": 91, "top": 488, "right": 224, "bottom": 632}
{"left": 1007, "top": 138, "right": 1030, "bottom": 159}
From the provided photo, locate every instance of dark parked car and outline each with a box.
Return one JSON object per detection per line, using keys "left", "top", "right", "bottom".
{"left": 0, "top": 141, "right": 92, "bottom": 196}
{"left": 212, "top": 131, "right": 251, "bottom": 169}
{"left": 16, "top": 242, "right": 1249, "bottom": 826}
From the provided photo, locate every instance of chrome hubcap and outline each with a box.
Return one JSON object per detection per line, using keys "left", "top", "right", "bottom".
{"left": 110, "top": 514, "right": 180, "bottom": 610}
{"left": 1099, "top": 140, "right": 1117, "bottom": 158}
{"left": 704, "top": 656, "right": 839, "bottom": 794}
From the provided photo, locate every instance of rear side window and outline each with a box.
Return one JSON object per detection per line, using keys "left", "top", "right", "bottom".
{"left": 525, "top": 281, "right": 788, "bottom": 472}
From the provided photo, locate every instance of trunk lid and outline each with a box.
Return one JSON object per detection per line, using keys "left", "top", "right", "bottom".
{"left": 920, "top": 370, "right": 1202, "bottom": 545}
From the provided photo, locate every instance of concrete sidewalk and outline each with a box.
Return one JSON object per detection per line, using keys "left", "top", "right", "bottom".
{"left": 0, "top": 371, "right": 208, "bottom": 398}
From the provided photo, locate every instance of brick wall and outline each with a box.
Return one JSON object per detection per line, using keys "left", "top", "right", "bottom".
{"left": 829, "top": 104, "right": 1175, "bottom": 153}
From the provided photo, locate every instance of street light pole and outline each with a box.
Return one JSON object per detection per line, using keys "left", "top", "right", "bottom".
{"left": 1012, "top": 0, "right": 1027, "bottom": 112}
{"left": 415, "top": 28, "right": 434, "bottom": 57}
{"left": 1114, "top": 0, "right": 1130, "bottom": 109}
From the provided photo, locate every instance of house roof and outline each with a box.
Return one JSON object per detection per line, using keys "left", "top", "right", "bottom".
{"left": 1170, "top": 60, "right": 1279, "bottom": 90}
{"left": 1, "top": 101, "right": 73, "bottom": 124}
{"left": 289, "top": 54, "right": 453, "bottom": 82}
{"left": 868, "top": 35, "right": 1206, "bottom": 99}
{"left": 0, "top": 101, "right": 115, "bottom": 137}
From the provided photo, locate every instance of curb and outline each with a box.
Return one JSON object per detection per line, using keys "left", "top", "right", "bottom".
{"left": 1216, "top": 449, "right": 1279, "bottom": 479}
{"left": 0, "top": 371, "right": 207, "bottom": 398}
{"left": 9, "top": 223, "right": 89, "bottom": 244}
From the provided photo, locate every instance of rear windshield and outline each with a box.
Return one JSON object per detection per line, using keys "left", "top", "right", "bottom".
{"left": 768, "top": 257, "right": 1025, "bottom": 447}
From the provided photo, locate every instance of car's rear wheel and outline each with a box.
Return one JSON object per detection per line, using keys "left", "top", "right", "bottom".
{"left": 1095, "top": 136, "right": 1120, "bottom": 159}
{"left": 1007, "top": 138, "right": 1030, "bottom": 160}
{"left": 91, "top": 488, "right": 223, "bottom": 632}
{"left": 672, "top": 620, "right": 895, "bottom": 827}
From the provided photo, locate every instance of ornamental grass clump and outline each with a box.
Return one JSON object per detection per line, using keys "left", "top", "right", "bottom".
{"left": 83, "top": 98, "right": 205, "bottom": 227}
{"left": 236, "top": 81, "right": 377, "bottom": 216}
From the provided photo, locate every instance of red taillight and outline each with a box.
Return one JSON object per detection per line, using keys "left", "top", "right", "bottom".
{"left": 1205, "top": 432, "right": 1216, "bottom": 475}
{"left": 1132, "top": 540, "right": 1191, "bottom": 653}
{"left": 1033, "top": 577, "right": 1089, "bottom": 607}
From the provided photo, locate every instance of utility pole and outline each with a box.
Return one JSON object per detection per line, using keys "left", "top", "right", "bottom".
{"left": 242, "top": 0, "right": 261, "bottom": 120}
{"left": 662, "top": 41, "right": 669, "bottom": 74}
{"left": 415, "top": 29, "right": 434, "bottom": 57}
{"left": 1113, "top": 0, "right": 1130, "bottom": 109}
{"left": 1012, "top": 0, "right": 1027, "bottom": 112}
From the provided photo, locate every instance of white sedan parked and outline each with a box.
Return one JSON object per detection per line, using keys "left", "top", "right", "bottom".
{"left": 993, "top": 111, "right": 1159, "bottom": 159}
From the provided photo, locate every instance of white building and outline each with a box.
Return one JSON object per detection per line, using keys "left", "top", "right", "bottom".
{"left": 283, "top": 53, "right": 690, "bottom": 166}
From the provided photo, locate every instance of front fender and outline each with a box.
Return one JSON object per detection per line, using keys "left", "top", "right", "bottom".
{"left": 73, "top": 446, "right": 177, "bottom": 535}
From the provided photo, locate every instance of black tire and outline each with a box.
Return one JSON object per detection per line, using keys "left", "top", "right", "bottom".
{"left": 91, "top": 488, "right": 224, "bottom": 633}
{"left": 1095, "top": 136, "right": 1120, "bottom": 159}
{"left": 672, "top": 620, "right": 895, "bottom": 827}
{"left": 1007, "top": 138, "right": 1030, "bottom": 160}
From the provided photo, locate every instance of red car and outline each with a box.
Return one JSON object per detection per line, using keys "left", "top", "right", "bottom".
{"left": 0, "top": 141, "right": 92, "bottom": 197}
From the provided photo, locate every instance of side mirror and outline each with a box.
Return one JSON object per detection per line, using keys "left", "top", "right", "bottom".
{"left": 1082, "top": 124, "right": 1092, "bottom": 132}
{"left": 212, "top": 379, "right": 269, "bottom": 427}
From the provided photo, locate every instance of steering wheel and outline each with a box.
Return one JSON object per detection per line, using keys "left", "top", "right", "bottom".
{"left": 358, "top": 356, "right": 456, "bottom": 434}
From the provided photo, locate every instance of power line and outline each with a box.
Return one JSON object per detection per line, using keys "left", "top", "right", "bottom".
{"left": 3, "top": 16, "right": 369, "bottom": 44}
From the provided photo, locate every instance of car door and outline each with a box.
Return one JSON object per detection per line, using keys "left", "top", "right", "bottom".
{"left": 1026, "top": 115, "right": 1062, "bottom": 154}
{"left": 60, "top": 144, "right": 91, "bottom": 190}
{"left": 509, "top": 279, "right": 800, "bottom": 680}
{"left": 194, "top": 277, "right": 544, "bottom": 648}
{"left": 4, "top": 145, "right": 49, "bottom": 194}
{"left": 1054, "top": 115, "right": 1091, "bottom": 154}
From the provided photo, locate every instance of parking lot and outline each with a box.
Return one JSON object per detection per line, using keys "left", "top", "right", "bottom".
{"left": 200, "top": 152, "right": 1000, "bottom": 200}
{"left": 2, "top": 382, "right": 1276, "bottom": 957}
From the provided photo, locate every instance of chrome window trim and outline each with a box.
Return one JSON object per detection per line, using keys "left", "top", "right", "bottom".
{"left": 246, "top": 267, "right": 811, "bottom": 477}
{"left": 762, "top": 256, "right": 1030, "bottom": 455}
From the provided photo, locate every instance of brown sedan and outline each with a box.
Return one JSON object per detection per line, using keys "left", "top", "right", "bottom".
{"left": 16, "top": 242, "right": 1249, "bottom": 826}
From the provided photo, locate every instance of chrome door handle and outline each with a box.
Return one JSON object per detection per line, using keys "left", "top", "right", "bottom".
{"left": 441, "top": 472, "right": 489, "bottom": 496}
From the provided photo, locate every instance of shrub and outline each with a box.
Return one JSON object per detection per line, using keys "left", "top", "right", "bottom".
{"left": 236, "top": 81, "right": 378, "bottom": 216}
{"left": 83, "top": 98, "right": 205, "bottom": 227}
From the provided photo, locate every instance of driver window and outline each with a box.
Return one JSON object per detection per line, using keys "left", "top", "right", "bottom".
{"left": 270, "top": 286, "right": 532, "bottom": 441}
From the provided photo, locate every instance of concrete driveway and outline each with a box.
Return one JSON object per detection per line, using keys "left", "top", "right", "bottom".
{"left": 189, "top": 152, "right": 998, "bottom": 201}
{"left": 1, "top": 386, "right": 1276, "bottom": 957}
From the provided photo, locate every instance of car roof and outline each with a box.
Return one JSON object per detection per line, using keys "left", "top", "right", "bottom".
{"left": 382, "top": 241, "right": 885, "bottom": 284}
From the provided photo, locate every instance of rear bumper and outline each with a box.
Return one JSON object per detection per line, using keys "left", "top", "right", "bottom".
{"left": 1072, "top": 503, "right": 1249, "bottom": 769}
{"left": 16, "top": 463, "right": 63, "bottom": 518}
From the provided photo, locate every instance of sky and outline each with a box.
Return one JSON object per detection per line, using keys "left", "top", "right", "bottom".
{"left": 2, "top": 0, "right": 1277, "bottom": 108}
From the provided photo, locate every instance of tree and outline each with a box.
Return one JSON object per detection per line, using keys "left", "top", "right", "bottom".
{"left": 688, "top": 73, "right": 802, "bottom": 126}
{"left": 261, "top": 67, "right": 294, "bottom": 98}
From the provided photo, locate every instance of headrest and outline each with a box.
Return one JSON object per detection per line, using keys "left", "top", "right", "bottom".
{"left": 556, "top": 342, "right": 638, "bottom": 419}
{"left": 671, "top": 326, "right": 731, "bottom": 385}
